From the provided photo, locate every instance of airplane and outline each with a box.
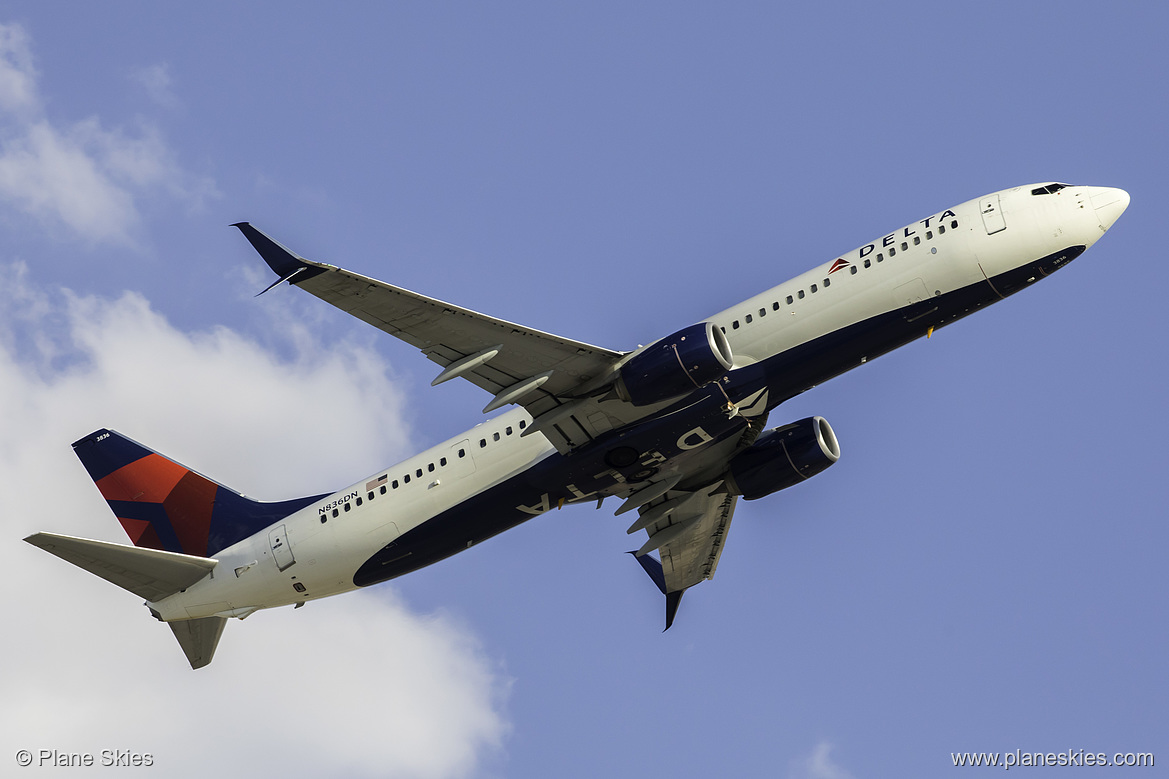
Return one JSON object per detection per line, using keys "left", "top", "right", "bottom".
{"left": 26, "top": 182, "right": 1129, "bottom": 669}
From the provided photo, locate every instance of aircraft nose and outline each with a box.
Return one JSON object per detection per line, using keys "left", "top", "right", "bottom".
{"left": 1088, "top": 186, "right": 1130, "bottom": 231}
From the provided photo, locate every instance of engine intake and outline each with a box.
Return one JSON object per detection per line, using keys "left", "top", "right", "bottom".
{"left": 616, "top": 322, "right": 733, "bottom": 406}
{"left": 725, "top": 416, "right": 840, "bottom": 500}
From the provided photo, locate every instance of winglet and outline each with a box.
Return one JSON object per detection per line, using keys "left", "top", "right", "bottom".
{"left": 664, "top": 590, "right": 684, "bottom": 631}
{"left": 231, "top": 222, "right": 327, "bottom": 294}
{"left": 628, "top": 551, "right": 685, "bottom": 631}
{"left": 629, "top": 550, "right": 666, "bottom": 594}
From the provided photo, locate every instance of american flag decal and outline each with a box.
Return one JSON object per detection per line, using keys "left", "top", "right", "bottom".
{"left": 366, "top": 474, "right": 388, "bottom": 491}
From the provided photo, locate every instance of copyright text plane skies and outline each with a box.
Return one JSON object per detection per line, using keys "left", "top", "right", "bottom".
{"left": 26, "top": 183, "right": 1129, "bottom": 668}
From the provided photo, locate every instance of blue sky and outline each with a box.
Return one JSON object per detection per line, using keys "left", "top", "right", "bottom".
{"left": 1, "top": 3, "right": 1164, "bottom": 777}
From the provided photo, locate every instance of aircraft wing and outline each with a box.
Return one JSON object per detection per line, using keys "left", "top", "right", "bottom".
{"left": 234, "top": 223, "right": 625, "bottom": 419}
{"left": 627, "top": 483, "right": 739, "bottom": 628}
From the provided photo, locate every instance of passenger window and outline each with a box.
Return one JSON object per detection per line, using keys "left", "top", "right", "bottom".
{"left": 810, "top": 284, "right": 817, "bottom": 293}
{"left": 519, "top": 420, "right": 526, "bottom": 429}
{"left": 380, "top": 485, "right": 387, "bottom": 495}
{"left": 440, "top": 457, "right": 448, "bottom": 466}
{"left": 745, "top": 314, "right": 752, "bottom": 324}
{"left": 850, "top": 266, "right": 857, "bottom": 275}
{"left": 772, "top": 301, "right": 779, "bottom": 311}
{"left": 404, "top": 474, "right": 410, "bottom": 483}
{"left": 344, "top": 503, "right": 351, "bottom": 512}
{"left": 428, "top": 463, "right": 435, "bottom": 473}
{"left": 356, "top": 497, "right": 362, "bottom": 506}
{"left": 505, "top": 427, "right": 512, "bottom": 436}
{"left": 786, "top": 295, "right": 793, "bottom": 304}
{"left": 732, "top": 320, "right": 740, "bottom": 329}
{"left": 913, "top": 236, "right": 921, "bottom": 246}
{"left": 901, "top": 242, "right": 908, "bottom": 251}
{"left": 392, "top": 480, "right": 398, "bottom": 489}
{"left": 493, "top": 432, "right": 500, "bottom": 441}
{"left": 759, "top": 308, "right": 766, "bottom": 317}
{"left": 823, "top": 278, "right": 830, "bottom": 287}
{"left": 368, "top": 492, "right": 374, "bottom": 501}
{"left": 480, "top": 439, "right": 486, "bottom": 448}
{"left": 863, "top": 259, "right": 871, "bottom": 268}
{"left": 332, "top": 508, "right": 339, "bottom": 517}
{"left": 926, "top": 230, "right": 933, "bottom": 239}
{"left": 939, "top": 224, "right": 946, "bottom": 234}
{"left": 321, "top": 516, "right": 327, "bottom": 524}
{"left": 798, "top": 290, "right": 805, "bottom": 299}
{"left": 951, "top": 220, "right": 958, "bottom": 229}
{"left": 889, "top": 247, "right": 896, "bottom": 257}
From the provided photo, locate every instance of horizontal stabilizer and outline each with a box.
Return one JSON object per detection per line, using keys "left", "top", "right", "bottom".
{"left": 169, "top": 617, "right": 227, "bottom": 670}
{"left": 25, "top": 532, "right": 216, "bottom": 602}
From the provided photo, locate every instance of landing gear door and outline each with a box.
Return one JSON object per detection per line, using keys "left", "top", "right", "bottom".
{"left": 268, "top": 524, "right": 295, "bottom": 571}
{"left": 980, "top": 194, "right": 1006, "bottom": 235}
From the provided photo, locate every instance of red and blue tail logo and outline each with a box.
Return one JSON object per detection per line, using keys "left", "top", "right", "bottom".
{"left": 72, "top": 430, "right": 323, "bottom": 558}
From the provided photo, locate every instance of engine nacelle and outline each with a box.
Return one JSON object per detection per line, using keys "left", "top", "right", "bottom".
{"left": 725, "top": 416, "right": 840, "bottom": 500}
{"left": 616, "top": 322, "right": 734, "bottom": 407}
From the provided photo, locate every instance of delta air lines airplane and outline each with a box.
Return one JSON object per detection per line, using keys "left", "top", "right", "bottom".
{"left": 26, "top": 183, "right": 1129, "bottom": 668}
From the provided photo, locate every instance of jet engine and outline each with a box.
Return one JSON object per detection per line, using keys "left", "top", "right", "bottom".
{"left": 615, "top": 322, "right": 734, "bottom": 406}
{"left": 725, "top": 416, "right": 840, "bottom": 500}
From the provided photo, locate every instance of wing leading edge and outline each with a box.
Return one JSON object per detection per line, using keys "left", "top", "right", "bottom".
{"left": 233, "top": 223, "right": 625, "bottom": 421}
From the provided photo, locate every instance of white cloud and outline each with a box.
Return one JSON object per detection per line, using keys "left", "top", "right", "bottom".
{"left": 0, "top": 22, "right": 217, "bottom": 246}
{"left": 0, "top": 120, "right": 141, "bottom": 244}
{"left": 0, "top": 271, "right": 511, "bottom": 778}
{"left": 789, "top": 741, "right": 855, "bottom": 779}
{"left": 0, "top": 22, "right": 37, "bottom": 114}
{"left": 130, "top": 63, "right": 180, "bottom": 110}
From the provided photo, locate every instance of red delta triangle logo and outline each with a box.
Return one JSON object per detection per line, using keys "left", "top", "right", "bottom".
{"left": 828, "top": 258, "right": 850, "bottom": 274}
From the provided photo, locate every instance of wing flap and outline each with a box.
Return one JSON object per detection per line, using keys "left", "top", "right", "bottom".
{"left": 25, "top": 532, "right": 216, "bottom": 602}
{"left": 634, "top": 487, "right": 739, "bottom": 594}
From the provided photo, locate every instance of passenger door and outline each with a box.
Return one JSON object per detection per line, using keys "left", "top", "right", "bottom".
{"left": 979, "top": 194, "right": 1006, "bottom": 235}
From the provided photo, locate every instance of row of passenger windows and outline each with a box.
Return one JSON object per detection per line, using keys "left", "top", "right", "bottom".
{"left": 479, "top": 419, "right": 526, "bottom": 448}
{"left": 319, "top": 418, "right": 528, "bottom": 522}
{"left": 723, "top": 220, "right": 959, "bottom": 332}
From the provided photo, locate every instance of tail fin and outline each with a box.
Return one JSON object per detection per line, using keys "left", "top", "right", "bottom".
{"left": 72, "top": 429, "right": 324, "bottom": 557}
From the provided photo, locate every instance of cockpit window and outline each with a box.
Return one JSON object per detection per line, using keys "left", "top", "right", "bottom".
{"left": 1031, "top": 183, "right": 1070, "bottom": 195}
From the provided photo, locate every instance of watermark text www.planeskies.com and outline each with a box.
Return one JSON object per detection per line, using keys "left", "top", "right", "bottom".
{"left": 952, "top": 749, "right": 1153, "bottom": 770}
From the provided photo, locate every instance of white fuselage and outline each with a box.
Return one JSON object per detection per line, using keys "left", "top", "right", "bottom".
{"left": 150, "top": 183, "right": 1125, "bottom": 622}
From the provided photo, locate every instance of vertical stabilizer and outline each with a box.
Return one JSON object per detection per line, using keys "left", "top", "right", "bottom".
{"left": 71, "top": 429, "right": 324, "bottom": 557}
